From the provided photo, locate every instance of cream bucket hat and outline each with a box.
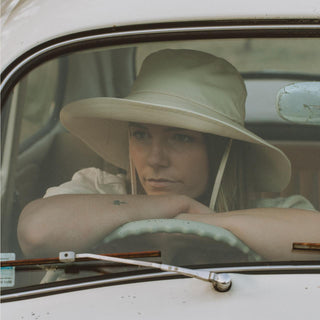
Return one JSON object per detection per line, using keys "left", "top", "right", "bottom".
{"left": 61, "top": 49, "right": 291, "bottom": 197}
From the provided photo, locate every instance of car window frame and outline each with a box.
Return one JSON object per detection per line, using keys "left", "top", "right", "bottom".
{"left": 1, "top": 20, "right": 320, "bottom": 293}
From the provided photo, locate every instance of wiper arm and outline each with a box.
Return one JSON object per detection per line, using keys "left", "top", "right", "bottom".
{"left": 60, "top": 251, "right": 232, "bottom": 292}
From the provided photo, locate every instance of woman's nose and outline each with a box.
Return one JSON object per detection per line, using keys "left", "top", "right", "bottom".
{"left": 146, "top": 140, "right": 169, "bottom": 168}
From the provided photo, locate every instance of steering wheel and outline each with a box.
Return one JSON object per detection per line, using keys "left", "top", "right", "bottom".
{"left": 103, "top": 219, "right": 262, "bottom": 262}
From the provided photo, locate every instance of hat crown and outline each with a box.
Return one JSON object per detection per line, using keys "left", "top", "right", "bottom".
{"left": 130, "top": 49, "right": 247, "bottom": 125}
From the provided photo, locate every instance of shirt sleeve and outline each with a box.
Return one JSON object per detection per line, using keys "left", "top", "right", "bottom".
{"left": 256, "top": 194, "right": 317, "bottom": 211}
{"left": 44, "top": 167, "right": 127, "bottom": 198}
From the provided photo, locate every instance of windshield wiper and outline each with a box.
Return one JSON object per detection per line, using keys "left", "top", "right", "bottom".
{"left": 2, "top": 250, "right": 231, "bottom": 292}
{"left": 59, "top": 251, "right": 232, "bottom": 292}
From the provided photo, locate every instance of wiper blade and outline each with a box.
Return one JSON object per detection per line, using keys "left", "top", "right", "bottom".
{"left": 60, "top": 251, "right": 232, "bottom": 292}
{"left": 1, "top": 250, "right": 161, "bottom": 267}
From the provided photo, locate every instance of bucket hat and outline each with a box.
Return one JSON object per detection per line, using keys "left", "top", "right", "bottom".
{"left": 60, "top": 49, "right": 291, "bottom": 194}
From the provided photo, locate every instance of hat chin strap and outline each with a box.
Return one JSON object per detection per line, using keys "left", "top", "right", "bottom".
{"left": 129, "top": 157, "right": 137, "bottom": 195}
{"left": 209, "top": 139, "right": 233, "bottom": 211}
{"left": 128, "top": 131, "right": 138, "bottom": 195}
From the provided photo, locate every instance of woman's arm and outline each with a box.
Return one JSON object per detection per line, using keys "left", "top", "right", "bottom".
{"left": 176, "top": 208, "right": 320, "bottom": 260}
{"left": 17, "top": 194, "right": 212, "bottom": 257}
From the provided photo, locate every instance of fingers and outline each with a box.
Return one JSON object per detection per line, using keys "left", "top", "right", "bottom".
{"left": 182, "top": 196, "right": 214, "bottom": 215}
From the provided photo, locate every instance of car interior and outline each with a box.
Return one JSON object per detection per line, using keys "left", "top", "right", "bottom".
{"left": 1, "top": 39, "right": 320, "bottom": 260}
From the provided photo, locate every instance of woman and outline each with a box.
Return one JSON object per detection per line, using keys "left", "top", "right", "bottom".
{"left": 18, "top": 49, "right": 319, "bottom": 260}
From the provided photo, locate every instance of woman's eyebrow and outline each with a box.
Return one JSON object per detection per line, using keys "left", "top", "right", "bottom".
{"left": 166, "top": 127, "right": 186, "bottom": 132}
{"left": 166, "top": 127, "right": 197, "bottom": 134}
{"left": 128, "top": 123, "right": 196, "bottom": 134}
{"left": 128, "top": 122, "right": 147, "bottom": 129}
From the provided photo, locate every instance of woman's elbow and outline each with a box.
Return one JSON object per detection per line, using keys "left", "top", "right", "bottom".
{"left": 17, "top": 199, "right": 52, "bottom": 257}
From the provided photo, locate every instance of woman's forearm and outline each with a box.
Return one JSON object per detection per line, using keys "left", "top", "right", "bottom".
{"left": 19, "top": 194, "right": 317, "bottom": 261}
{"left": 17, "top": 194, "right": 211, "bottom": 257}
{"left": 176, "top": 208, "right": 320, "bottom": 260}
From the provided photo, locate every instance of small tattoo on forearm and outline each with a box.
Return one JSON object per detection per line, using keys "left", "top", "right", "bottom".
{"left": 113, "top": 200, "right": 127, "bottom": 205}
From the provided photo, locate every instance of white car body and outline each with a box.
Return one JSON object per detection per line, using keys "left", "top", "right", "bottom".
{"left": 1, "top": 0, "right": 320, "bottom": 319}
{"left": 2, "top": 274, "right": 320, "bottom": 319}
{"left": 2, "top": 0, "right": 320, "bottom": 69}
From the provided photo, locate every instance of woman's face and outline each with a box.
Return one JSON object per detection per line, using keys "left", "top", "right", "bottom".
{"left": 129, "top": 123, "right": 209, "bottom": 198}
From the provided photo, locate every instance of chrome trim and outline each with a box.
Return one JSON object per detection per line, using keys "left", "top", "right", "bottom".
{"left": 1, "top": 264, "right": 320, "bottom": 302}
{"left": 1, "top": 271, "right": 172, "bottom": 301}
{"left": 203, "top": 264, "right": 320, "bottom": 273}
{"left": 1, "top": 24, "right": 320, "bottom": 92}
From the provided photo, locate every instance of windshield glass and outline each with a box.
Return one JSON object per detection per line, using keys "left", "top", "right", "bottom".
{"left": 1, "top": 37, "right": 320, "bottom": 291}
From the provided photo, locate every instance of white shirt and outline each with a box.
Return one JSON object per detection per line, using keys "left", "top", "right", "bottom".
{"left": 44, "top": 167, "right": 316, "bottom": 211}
{"left": 44, "top": 167, "right": 127, "bottom": 197}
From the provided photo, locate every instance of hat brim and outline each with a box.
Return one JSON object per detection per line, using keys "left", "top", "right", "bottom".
{"left": 61, "top": 97, "right": 291, "bottom": 192}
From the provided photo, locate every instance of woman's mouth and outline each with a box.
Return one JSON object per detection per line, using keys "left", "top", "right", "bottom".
{"left": 144, "top": 178, "right": 177, "bottom": 188}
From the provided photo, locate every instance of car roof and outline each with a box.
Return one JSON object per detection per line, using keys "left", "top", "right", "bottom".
{"left": 1, "top": 0, "right": 320, "bottom": 70}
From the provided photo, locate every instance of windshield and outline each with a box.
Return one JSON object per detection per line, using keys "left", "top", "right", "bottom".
{"left": 1, "top": 37, "right": 320, "bottom": 291}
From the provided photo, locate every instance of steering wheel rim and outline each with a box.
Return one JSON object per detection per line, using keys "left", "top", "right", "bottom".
{"left": 104, "top": 219, "right": 262, "bottom": 262}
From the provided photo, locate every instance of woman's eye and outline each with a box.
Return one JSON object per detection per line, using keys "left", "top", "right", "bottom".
{"left": 172, "top": 134, "right": 194, "bottom": 143}
{"left": 131, "top": 130, "right": 148, "bottom": 140}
